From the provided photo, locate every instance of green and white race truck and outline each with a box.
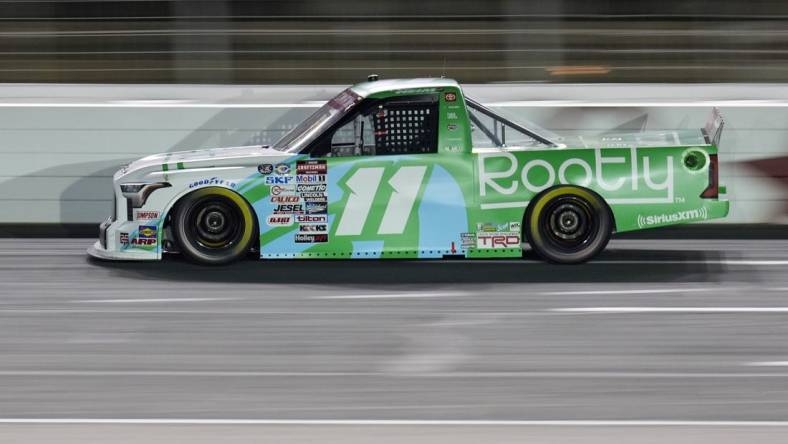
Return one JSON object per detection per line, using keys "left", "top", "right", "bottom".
{"left": 89, "top": 76, "right": 729, "bottom": 264}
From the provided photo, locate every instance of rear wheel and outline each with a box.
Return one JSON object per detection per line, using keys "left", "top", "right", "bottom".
{"left": 172, "top": 187, "right": 255, "bottom": 265}
{"left": 524, "top": 186, "right": 612, "bottom": 264}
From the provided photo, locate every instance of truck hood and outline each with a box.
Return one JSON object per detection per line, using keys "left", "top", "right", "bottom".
{"left": 115, "top": 145, "right": 286, "bottom": 181}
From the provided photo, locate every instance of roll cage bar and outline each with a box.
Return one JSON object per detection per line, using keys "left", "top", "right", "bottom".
{"left": 465, "top": 97, "right": 560, "bottom": 148}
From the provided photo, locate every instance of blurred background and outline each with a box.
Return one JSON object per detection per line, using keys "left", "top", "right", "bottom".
{"left": 1, "top": 0, "right": 788, "bottom": 84}
{"left": 2, "top": 3, "right": 788, "bottom": 443}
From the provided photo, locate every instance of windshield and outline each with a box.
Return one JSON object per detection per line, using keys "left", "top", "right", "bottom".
{"left": 273, "top": 88, "right": 362, "bottom": 152}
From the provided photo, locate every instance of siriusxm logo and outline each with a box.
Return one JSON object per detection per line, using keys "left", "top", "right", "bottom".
{"left": 637, "top": 207, "right": 708, "bottom": 228}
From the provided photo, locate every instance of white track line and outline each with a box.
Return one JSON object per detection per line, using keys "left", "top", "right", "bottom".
{"left": 71, "top": 297, "right": 240, "bottom": 304}
{"left": 592, "top": 260, "right": 788, "bottom": 266}
{"left": 540, "top": 288, "right": 714, "bottom": 296}
{"left": 314, "top": 292, "right": 467, "bottom": 300}
{"left": 1, "top": 419, "right": 788, "bottom": 426}
{"left": 746, "top": 362, "right": 788, "bottom": 367}
{"left": 1, "top": 370, "right": 788, "bottom": 378}
{"left": 553, "top": 307, "right": 788, "bottom": 314}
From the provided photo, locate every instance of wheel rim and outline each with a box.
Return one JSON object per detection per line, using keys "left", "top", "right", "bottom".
{"left": 540, "top": 196, "right": 597, "bottom": 253}
{"left": 184, "top": 196, "right": 244, "bottom": 251}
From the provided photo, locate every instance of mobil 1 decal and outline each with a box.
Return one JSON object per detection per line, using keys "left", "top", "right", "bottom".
{"left": 295, "top": 159, "right": 328, "bottom": 243}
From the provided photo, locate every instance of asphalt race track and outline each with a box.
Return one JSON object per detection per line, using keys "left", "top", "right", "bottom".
{"left": 1, "top": 238, "right": 788, "bottom": 442}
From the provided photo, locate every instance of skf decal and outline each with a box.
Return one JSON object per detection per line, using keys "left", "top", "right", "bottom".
{"left": 265, "top": 176, "right": 295, "bottom": 185}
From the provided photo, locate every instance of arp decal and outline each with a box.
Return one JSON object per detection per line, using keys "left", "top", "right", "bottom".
{"left": 267, "top": 214, "right": 294, "bottom": 227}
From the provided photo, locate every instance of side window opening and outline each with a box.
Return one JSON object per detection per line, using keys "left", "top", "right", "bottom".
{"left": 311, "top": 94, "right": 439, "bottom": 158}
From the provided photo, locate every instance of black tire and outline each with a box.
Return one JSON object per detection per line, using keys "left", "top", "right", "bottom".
{"left": 524, "top": 186, "right": 612, "bottom": 264}
{"left": 172, "top": 187, "right": 256, "bottom": 265}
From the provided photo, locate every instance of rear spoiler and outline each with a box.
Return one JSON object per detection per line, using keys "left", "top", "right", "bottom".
{"left": 702, "top": 107, "right": 724, "bottom": 147}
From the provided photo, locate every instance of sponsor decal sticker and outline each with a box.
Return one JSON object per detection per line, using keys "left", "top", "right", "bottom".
{"left": 295, "top": 233, "right": 328, "bottom": 243}
{"left": 637, "top": 207, "right": 708, "bottom": 228}
{"left": 306, "top": 201, "right": 327, "bottom": 214}
{"left": 274, "top": 163, "right": 290, "bottom": 175}
{"left": 270, "top": 185, "right": 295, "bottom": 195}
{"left": 477, "top": 222, "right": 499, "bottom": 233}
{"left": 296, "top": 214, "right": 327, "bottom": 223}
{"left": 476, "top": 232, "right": 520, "bottom": 249}
{"left": 297, "top": 184, "right": 327, "bottom": 193}
{"left": 267, "top": 214, "right": 294, "bottom": 227}
{"left": 444, "top": 92, "right": 457, "bottom": 102}
{"left": 130, "top": 225, "right": 158, "bottom": 246}
{"left": 299, "top": 224, "right": 328, "bottom": 233}
{"left": 273, "top": 204, "right": 304, "bottom": 214}
{"left": 119, "top": 232, "right": 129, "bottom": 245}
{"left": 258, "top": 164, "right": 273, "bottom": 175}
{"left": 296, "top": 159, "right": 327, "bottom": 175}
{"left": 301, "top": 196, "right": 327, "bottom": 203}
{"left": 478, "top": 149, "right": 674, "bottom": 204}
{"left": 296, "top": 175, "right": 327, "bottom": 183}
{"left": 265, "top": 176, "right": 295, "bottom": 185}
{"left": 189, "top": 176, "right": 235, "bottom": 189}
{"left": 139, "top": 225, "right": 157, "bottom": 239}
{"left": 447, "top": 124, "right": 457, "bottom": 131}
{"left": 133, "top": 209, "right": 160, "bottom": 221}
{"left": 460, "top": 232, "right": 475, "bottom": 248}
{"left": 270, "top": 195, "right": 300, "bottom": 204}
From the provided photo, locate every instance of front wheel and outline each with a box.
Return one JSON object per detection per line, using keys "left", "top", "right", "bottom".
{"left": 172, "top": 187, "right": 256, "bottom": 265}
{"left": 524, "top": 186, "right": 612, "bottom": 264}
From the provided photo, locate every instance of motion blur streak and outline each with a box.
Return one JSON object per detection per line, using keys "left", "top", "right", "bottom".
{"left": 0, "top": 0, "right": 787, "bottom": 83}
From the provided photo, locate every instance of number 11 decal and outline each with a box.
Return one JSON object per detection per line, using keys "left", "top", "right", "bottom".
{"left": 335, "top": 166, "right": 428, "bottom": 236}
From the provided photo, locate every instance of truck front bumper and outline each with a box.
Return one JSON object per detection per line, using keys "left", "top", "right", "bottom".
{"left": 86, "top": 216, "right": 161, "bottom": 261}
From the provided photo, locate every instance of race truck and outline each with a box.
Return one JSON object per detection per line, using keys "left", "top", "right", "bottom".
{"left": 88, "top": 76, "right": 728, "bottom": 265}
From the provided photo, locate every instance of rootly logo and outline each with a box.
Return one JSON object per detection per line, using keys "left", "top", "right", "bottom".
{"left": 478, "top": 148, "right": 674, "bottom": 207}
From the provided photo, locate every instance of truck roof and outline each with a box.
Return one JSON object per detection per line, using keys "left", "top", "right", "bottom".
{"left": 350, "top": 77, "right": 460, "bottom": 98}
